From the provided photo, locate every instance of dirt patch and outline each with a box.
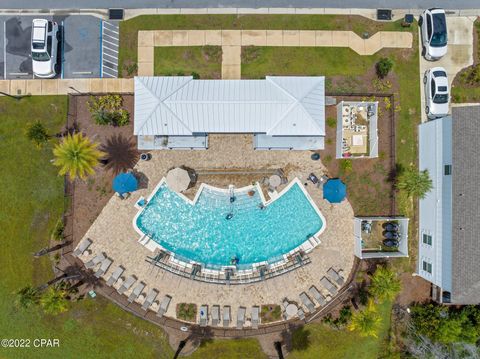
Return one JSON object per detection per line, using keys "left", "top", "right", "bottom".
{"left": 66, "top": 95, "right": 139, "bottom": 243}
{"left": 396, "top": 273, "right": 431, "bottom": 306}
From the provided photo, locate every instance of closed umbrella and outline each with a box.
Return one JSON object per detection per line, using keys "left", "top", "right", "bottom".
{"left": 166, "top": 168, "right": 191, "bottom": 193}
{"left": 323, "top": 178, "right": 347, "bottom": 203}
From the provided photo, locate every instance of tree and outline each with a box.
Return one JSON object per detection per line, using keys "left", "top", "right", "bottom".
{"left": 376, "top": 58, "right": 394, "bottom": 78}
{"left": 369, "top": 265, "right": 401, "bottom": 302}
{"left": 53, "top": 133, "right": 104, "bottom": 181}
{"left": 396, "top": 167, "right": 433, "bottom": 199}
{"left": 15, "top": 285, "right": 40, "bottom": 309}
{"left": 348, "top": 300, "right": 381, "bottom": 338}
{"left": 40, "top": 286, "right": 69, "bottom": 315}
{"left": 25, "top": 121, "right": 49, "bottom": 148}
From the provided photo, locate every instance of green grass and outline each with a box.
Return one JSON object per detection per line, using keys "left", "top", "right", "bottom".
{"left": 119, "top": 15, "right": 408, "bottom": 77}
{"left": 288, "top": 301, "right": 393, "bottom": 359}
{"left": 189, "top": 339, "right": 267, "bottom": 359}
{"left": 154, "top": 46, "right": 222, "bottom": 78}
{"left": 0, "top": 96, "right": 267, "bottom": 359}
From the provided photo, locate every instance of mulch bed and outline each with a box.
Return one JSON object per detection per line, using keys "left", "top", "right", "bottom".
{"left": 66, "top": 94, "right": 139, "bottom": 243}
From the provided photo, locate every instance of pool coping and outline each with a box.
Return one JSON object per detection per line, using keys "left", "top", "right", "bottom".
{"left": 132, "top": 177, "right": 326, "bottom": 274}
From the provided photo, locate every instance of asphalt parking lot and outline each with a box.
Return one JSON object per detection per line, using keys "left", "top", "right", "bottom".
{"left": 0, "top": 15, "right": 102, "bottom": 79}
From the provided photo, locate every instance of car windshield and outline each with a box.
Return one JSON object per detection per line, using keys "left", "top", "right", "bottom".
{"left": 431, "top": 13, "right": 447, "bottom": 47}
{"left": 433, "top": 94, "right": 449, "bottom": 104}
{"left": 32, "top": 41, "right": 44, "bottom": 50}
{"left": 433, "top": 70, "right": 447, "bottom": 77}
{"left": 32, "top": 51, "right": 50, "bottom": 61}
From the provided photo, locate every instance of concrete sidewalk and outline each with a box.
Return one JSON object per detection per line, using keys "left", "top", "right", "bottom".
{"left": 138, "top": 29, "right": 413, "bottom": 79}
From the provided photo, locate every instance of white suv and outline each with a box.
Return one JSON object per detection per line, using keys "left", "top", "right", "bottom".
{"left": 31, "top": 19, "right": 60, "bottom": 78}
{"left": 424, "top": 67, "right": 449, "bottom": 119}
{"left": 419, "top": 8, "right": 448, "bottom": 61}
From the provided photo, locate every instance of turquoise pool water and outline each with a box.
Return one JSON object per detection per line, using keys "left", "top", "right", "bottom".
{"left": 136, "top": 182, "right": 323, "bottom": 266}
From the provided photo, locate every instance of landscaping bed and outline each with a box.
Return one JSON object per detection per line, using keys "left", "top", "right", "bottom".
{"left": 260, "top": 304, "right": 282, "bottom": 324}
{"left": 176, "top": 303, "right": 197, "bottom": 322}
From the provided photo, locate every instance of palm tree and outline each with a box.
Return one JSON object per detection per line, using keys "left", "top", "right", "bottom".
{"left": 53, "top": 133, "right": 105, "bottom": 181}
{"left": 396, "top": 167, "right": 433, "bottom": 199}
{"left": 25, "top": 121, "right": 49, "bottom": 148}
{"left": 39, "top": 286, "right": 69, "bottom": 315}
{"left": 369, "top": 265, "right": 401, "bottom": 302}
{"left": 348, "top": 300, "right": 381, "bottom": 338}
{"left": 15, "top": 285, "right": 40, "bottom": 309}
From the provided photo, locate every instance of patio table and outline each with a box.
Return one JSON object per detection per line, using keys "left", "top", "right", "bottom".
{"left": 269, "top": 175, "right": 281, "bottom": 188}
{"left": 285, "top": 303, "right": 298, "bottom": 318}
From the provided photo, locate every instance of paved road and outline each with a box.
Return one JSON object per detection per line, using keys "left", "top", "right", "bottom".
{"left": 0, "top": 0, "right": 479, "bottom": 10}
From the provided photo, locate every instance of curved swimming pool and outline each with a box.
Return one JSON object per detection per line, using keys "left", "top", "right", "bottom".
{"left": 135, "top": 180, "right": 325, "bottom": 266}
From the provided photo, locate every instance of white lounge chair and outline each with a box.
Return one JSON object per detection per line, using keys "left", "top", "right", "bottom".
{"left": 199, "top": 305, "right": 208, "bottom": 327}
{"left": 73, "top": 238, "right": 92, "bottom": 257}
{"left": 251, "top": 306, "right": 260, "bottom": 329}
{"left": 327, "top": 267, "right": 345, "bottom": 286}
{"left": 117, "top": 275, "right": 137, "bottom": 295}
{"left": 211, "top": 305, "right": 220, "bottom": 326}
{"left": 237, "top": 307, "right": 246, "bottom": 329}
{"left": 309, "top": 285, "right": 327, "bottom": 306}
{"left": 300, "top": 292, "right": 315, "bottom": 313}
{"left": 156, "top": 295, "right": 171, "bottom": 318}
{"left": 94, "top": 258, "right": 112, "bottom": 278}
{"left": 128, "top": 282, "right": 145, "bottom": 303}
{"left": 141, "top": 289, "right": 159, "bottom": 311}
{"left": 85, "top": 252, "right": 106, "bottom": 269}
{"left": 320, "top": 276, "right": 338, "bottom": 296}
{"left": 106, "top": 266, "right": 124, "bottom": 286}
{"left": 223, "top": 306, "right": 231, "bottom": 327}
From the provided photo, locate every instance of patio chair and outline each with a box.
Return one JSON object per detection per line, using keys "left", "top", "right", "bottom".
{"left": 117, "top": 275, "right": 137, "bottom": 295}
{"left": 327, "top": 267, "right": 345, "bottom": 286}
{"left": 297, "top": 308, "right": 306, "bottom": 320}
{"left": 320, "top": 276, "right": 338, "bottom": 296}
{"left": 309, "top": 285, "right": 327, "bottom": 306}
{"left": 223, "top": 306, "right": 231, "bottom": 327}
{"left": 156, "top": 295, "right": 172, "bottom": 318}
{"left": 94, "top": 258, "right": 112, "bottom": 278}
{"left": 85, "top": 252, "right": 106, "bottom": 269}
{"left": 128, "top": 282, "right": 146, "bottom": 303}
{"left": 141, "top": 288, "right": 159, "bottom": 311}
{"left": 211, "top": 305, "right": 220, "bottom": 326}
{"left": 251, "top": 306, "right": 260, "bottom": 329}
{"left": 237, "top": 307, "right": 246, "bottom": 329}
{"left": 106, "top": 265, "right": 125, "bottom": 286}
{"left": 199, "top": 305, "right": 208, "bottom": 327}
{"left": 73, "top": 238, "right": 92, "bottom": 257}
{"left": 300, "top": 292, "right": 315, "bottom": 313}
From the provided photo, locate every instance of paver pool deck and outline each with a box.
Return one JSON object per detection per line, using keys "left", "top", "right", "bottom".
{"left": 79, "top": 134, "right": 355, "bottom": 327}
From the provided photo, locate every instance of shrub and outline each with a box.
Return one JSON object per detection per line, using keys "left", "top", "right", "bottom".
{"left": 376, "top": 58, "right": 394, "bottom": 79}
{"left": 326, "top": 117, "right": 337, "bottom": 128}
{"left": 191, "top": 71, "right": 200, "bottom": 79}
{"left": 176, "top": 303, "right": 197, "bottom": 322}
{"left": 87, "top": 95, "right": 130, "bottom": 127}
{"left": 340, "top": 159, "right": 353, "bottom": 173}
{"left": 25, "top": 121, "right": 49, "bottom": 148}
{"left": 52, "top": 219, "right": 64, "bottom": 241}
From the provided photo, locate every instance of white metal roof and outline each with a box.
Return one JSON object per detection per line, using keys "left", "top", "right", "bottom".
{"left": 134, "top": 76, "right": 325, "bottom": 137}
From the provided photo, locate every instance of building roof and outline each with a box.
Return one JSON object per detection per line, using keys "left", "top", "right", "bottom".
{"left": 451, "top": 105, "right": 480, "bottom": 304}
{"left": 134, "top": 76, "right": 325, "bottom": 137}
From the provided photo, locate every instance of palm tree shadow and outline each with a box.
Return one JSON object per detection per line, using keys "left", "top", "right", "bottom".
{"left": 100, "top": 133, "right": 140, "bottom": 175}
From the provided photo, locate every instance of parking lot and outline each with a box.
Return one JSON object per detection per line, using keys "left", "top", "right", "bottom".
{"left": 0, "top": 15, "right": 102, "bottom": 79}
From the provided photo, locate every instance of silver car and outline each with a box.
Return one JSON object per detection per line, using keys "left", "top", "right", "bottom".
{"left": 419, "top": 8, "right": 448, "bottom": 61}
{"left": 31, "top": 19, "right": 60, "bottom": 78}
{"left": 424, "top": 67, "right": 449, "bottom": 119}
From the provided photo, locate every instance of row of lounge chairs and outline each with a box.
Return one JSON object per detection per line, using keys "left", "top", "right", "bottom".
{"left": 198, "top": 305, "right": 260, "bottom": 329}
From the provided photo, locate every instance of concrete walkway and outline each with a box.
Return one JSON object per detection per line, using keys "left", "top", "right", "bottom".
{"left": 138, "top": 29, "right": 413, "bottom": 79}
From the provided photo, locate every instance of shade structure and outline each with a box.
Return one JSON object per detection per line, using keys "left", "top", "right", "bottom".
{"left": 112, "top": 172, "right": 138, "bottom": 195}
{"left": 166, "top": 167, "right": 191, "bottom": 193}
{"left": 323, "top": 178, "right": 347, "bottom": 203}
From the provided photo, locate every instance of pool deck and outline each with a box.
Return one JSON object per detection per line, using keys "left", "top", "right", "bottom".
{"left": 78, "top": 134, "right": 355, "bottom": 327}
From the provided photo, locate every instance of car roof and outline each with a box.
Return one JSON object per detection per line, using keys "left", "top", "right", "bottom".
{"left": 32, "top": 19, "right": 47, "bottom": 42}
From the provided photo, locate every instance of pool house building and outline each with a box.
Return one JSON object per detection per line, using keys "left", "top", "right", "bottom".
{"left": 134, "top": 76, "right": 326, "bottom": 150}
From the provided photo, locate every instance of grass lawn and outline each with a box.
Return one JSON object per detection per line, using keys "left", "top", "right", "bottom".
{"left": 119, "top": 15, "right": 409, "bottom": 77}
{"left": 154, "top": 46, "right": 222, "bottom": 78}
{"left": 189, "top": 339, "right": 267, "bottom": 359}
{"left": 452, "top": 18, "right": 480, "bottom": 103}
{"left": 0, "top": 96, "right": 265, "bottom": 359}
{"left": 288, "top": 300, "right": 393, "bottom": 359}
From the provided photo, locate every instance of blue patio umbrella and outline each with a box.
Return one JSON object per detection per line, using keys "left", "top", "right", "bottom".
{"left": 112, "top": 172, "right": 138, "bottom": 195}
{"left": 323, "top": 178, "right": 347, "bottom": 203}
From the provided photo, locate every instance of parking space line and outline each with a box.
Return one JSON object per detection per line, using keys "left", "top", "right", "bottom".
{"left": 3, "top": 21, "right": 6, "bottom": 80}
{"left": 99, "top": 20, "right": 103, "bottom": 78}
{"left": 102, "top": 52, "right": 117, "bottom": 60}
{"left": 102, "top": 39, "right": 118, "bottom": 48}
{"left": 61, "top": 20, "right": 65, "bottom": 79}
{"left": 103, "top": 33, "right": 118, "bottom": 42}
{"left": 101, "top": 20, "right": 119, "bottom": 78}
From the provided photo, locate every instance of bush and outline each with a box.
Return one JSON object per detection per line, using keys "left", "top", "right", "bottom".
{"left": 376, "top": 58, "right": 394, "bottom": 79}
{"left": 25, "top": 121, "right": 49, "bottom": 148}
{"left": 191, "top": 71, "right": 200, "bottom": 79}
{"left": 176, "top": 303, "right": 197, "bottom": 322}
{"left": 340, "top": 159, "right": 353, "bottom": 173}
{"left": 52, "top": 219, "right": 64, "bottom": 241}
{"left": 88, "top": 95, "right": 130, "bottom": 127}
{"left": 326, "top": 117, "right": 336, "bottom": 128}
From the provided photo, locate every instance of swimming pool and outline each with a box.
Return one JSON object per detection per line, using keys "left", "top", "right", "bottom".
{"left": 134, "top": 179, "right": 325, "bottom": 266}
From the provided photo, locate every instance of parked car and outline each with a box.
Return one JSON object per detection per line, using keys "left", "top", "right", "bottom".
{"left": 31, "top": 19, "right": 60, "bottom": 78}
{"left": 424, "top": 67, "right": 450, "bottom": 119}
{"left": 419, "top": 8, "right": 448, "bottom": 60}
